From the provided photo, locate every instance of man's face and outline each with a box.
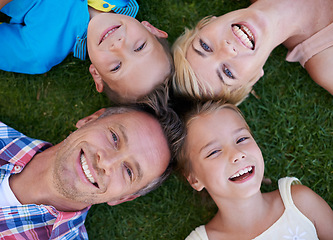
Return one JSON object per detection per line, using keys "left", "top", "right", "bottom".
{"left": 87, "top": 13, "right": 170, "bottom": 101}
{"left": 52, "top": 110, "right": 170, "bottom": 208}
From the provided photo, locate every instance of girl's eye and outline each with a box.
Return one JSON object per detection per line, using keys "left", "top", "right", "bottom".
{"left": 237, "top": 137, "right": 249, "bottom": 144}
{"left": 124, "top": 164, "right": 133, "bottom": 181}
{"left": 199, "top": 39, "right": 212, "bottom": 52}
{"left": 134, "top": 42, "right": 146, "bottom": 52}
{"left": 223, "top": 65, "right": 234, "bottom": 79}
{"left": 110, "top": 130, "right": 119, "bottom": 148}
{"left": 111, "top": 63, "right": 121, "bottom": 72}
{"left": 206, "top": 149, "right": 221, "bottom": 158}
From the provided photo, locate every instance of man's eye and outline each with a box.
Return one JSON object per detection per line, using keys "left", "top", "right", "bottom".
{"left": 206, "top": 149, "right": 221, "bottom": 158}
{"left": 110, "top": 130, "right": 119, "bottom": 148}
{"left": 124, "top": 164, "right": 133, "bottom": 181}
{"left": 199, "top": 39, "right": 212, "bottom": 52}
{"left": 111, "top": 63, "right": 121, "bottom": 72}
{"left": 134, "top": 42, "right": 146, "bottom": 52}
{"left": 237, "top": 137, "right": 249, "bottom": 144}
{"left": 223, "top": 66, "right": 234, "bottom": 79}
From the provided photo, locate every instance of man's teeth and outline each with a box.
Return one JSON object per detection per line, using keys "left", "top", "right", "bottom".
{"left": 232, "top": 25, "right": 254, "bottom": 49}
{"left": 230, "top": 166, "right": 253, "bottom": 179}
{"left": 80, "top": 153, "right": 96, "bottom": 184}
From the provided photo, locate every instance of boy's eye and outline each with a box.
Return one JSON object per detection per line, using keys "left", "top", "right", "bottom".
{"left": 111, "top": 63, "right": 121, "bottom": 72}
{"left": 206, "top": 149, "right": 221, "bottom": 158}
{"left": 236, "top": 137, "right": 249, "bottom": 144}
{"left": 134, "top": 42, "right": 146, "bottom": 52}
{"left": 199, "top": 39, "right": 212, "bottom": 52}
{"left": 223, "top": 65, "right": 234, "bottom": 79}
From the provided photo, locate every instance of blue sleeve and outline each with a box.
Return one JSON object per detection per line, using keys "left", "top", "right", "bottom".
{"left": 0, "top": 0, "right": 89, "bottom": 74}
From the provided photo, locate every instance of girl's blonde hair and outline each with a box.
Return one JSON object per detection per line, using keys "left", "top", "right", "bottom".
{"left": 176, "top": 101, "right": 251, "bottom": 179}
{"left": 172, "top": 16, "right": 256, "bottom": 105}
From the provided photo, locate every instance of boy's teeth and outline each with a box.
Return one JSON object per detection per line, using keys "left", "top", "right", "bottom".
{"left": 80, "top": 153, "right": 96, "bottom": 184}
{"left": 101, "top": 26, "right": 120, "bottom": 43}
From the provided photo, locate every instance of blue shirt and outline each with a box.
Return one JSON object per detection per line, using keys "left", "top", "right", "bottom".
{"left": 0, "top": 0, "right": 139, "bottom": 74}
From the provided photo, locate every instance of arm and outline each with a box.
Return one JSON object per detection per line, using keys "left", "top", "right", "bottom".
{"left": 291, "top": 184, "right": 333, "bottom": 240}
{"left": 0, "top": 0, "right": 12, "bottom": 11}
{"left": 305, "top": 46, "right": 333, "bottom": 95}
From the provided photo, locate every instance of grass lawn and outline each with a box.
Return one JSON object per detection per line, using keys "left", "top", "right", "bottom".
{"left": 1, "top": 0, "right": 332, "bottom": 239}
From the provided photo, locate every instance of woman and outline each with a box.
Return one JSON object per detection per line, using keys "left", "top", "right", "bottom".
{"left": 172, "top": 0, "right": 333, "bottom": 104}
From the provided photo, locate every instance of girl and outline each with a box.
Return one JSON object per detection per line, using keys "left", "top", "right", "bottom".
{"left": 177, "top": 101, "right": 333, "bottom": 239}
{"left": 172, "top": 0, "right": 333, "bottom": 104}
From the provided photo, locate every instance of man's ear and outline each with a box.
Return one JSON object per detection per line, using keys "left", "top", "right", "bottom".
{"left": 141, "top": 21, "right": 168, "bottom": 39}
{"left": 89, "top": 64, "right": 104, "bottom": 93}
{"left": 75, "top": 108, "right": 107, "bottom": 128}
{"left": 187, "top": 174, "right": 204, "bottom": 192}
{"left": 107, "top": 194, "right": 140, "bottom": 206}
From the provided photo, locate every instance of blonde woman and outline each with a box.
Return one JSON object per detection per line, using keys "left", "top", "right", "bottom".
{"left": 172, "top": 0, "right": 333, "bottom": 104}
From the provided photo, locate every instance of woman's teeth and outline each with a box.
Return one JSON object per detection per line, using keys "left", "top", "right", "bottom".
{"left": 232, "top": 24, "right": 255, "bottom": 50}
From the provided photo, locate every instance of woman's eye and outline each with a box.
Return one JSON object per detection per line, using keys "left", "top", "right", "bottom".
{"left": 223, "top": 66, "right": 234, "bottom": 79}
{"left": 199, "top": 39, "right": 212, "bottom": 52}
{"left": 111, "top": 63, "right": 121, "bottom": 72}
{"left": 237, "top": 137, "right": 249, "bottom": 144}
{"left": 206, "top": 149, "right": 221, "bottom": 158}
{"left": 134, "top": 42, "right": 146, "bottom": 52}
{"left": 110, "top": 130, "right": 119, "bottom": 148}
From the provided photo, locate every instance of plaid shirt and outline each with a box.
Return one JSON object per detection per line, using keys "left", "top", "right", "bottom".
{"left": 0, "top": 122, "right": 89, "bottom": 239}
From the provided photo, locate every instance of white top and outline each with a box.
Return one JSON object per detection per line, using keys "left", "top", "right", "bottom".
{"left": 185, "top": 177, "right": 318, "bottom": 240}
{"left": 0, "top": 174, "right": 22, "bottom": 207}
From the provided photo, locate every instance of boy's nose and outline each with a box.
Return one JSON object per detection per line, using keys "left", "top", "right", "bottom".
{"left": 109, "top": 37, "right": 125, "bottom": 50}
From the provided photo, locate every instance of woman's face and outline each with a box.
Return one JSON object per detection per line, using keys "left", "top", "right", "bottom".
{"left": 186, "top": 8, "right": 272, "bottom": 94}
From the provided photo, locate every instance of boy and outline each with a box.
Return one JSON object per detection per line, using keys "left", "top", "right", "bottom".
{"left": 0, "top": 0, "right": 172, "bottom": 103}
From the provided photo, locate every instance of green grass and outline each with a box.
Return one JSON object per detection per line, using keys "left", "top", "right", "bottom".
{"left": 1, "top": 0, "right": 332, "bottom": 239}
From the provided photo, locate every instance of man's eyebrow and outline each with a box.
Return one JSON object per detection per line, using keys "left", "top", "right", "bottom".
{"left": 118, "top": 124, "right": 128, "bottom": 145}
{"left": 192, "top": 44, "right": 206, "bottom": 58}
{"left": 118, "top": 124, "right": 143, "bottom": 181}
{"left": 134, "top": 160, "right": 143, "bottom": 181}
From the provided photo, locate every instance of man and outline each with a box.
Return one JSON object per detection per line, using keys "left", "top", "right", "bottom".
{"left": 0, "top": 103, "right": 183, "bottom": 239}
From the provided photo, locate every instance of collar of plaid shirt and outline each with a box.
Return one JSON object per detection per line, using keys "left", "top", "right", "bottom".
{"left": 0, "top": 122, "right": 89, "bottom": 239}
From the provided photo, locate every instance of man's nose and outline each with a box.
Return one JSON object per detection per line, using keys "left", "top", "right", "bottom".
{"left": 96, "top": 148, "right": 122, "bottom": 176}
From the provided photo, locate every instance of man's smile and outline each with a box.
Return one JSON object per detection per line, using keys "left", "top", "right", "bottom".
{"left": 80, "top": 151, "right": 99, "bottom": 188}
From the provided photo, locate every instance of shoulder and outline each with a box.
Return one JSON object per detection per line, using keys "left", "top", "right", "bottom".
{"left": 291, "top": 183, "right": 333, "bottom": 234}
{"left": 185, "top": 225, "right": 208, "bottom": 240}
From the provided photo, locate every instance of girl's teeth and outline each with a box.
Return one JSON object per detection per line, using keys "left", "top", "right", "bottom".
{"left": 230, "top": 166, "right": 253, "bottom": 179}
